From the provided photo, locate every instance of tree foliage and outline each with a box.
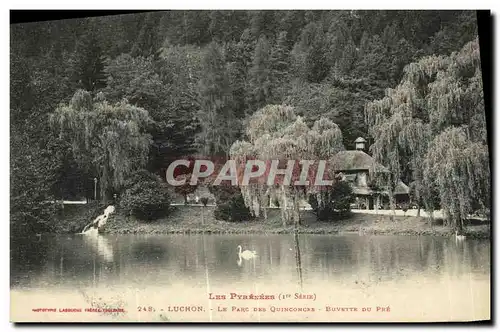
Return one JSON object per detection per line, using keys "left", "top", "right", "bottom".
{"left": 248, "top": 35, "right": 274, "bottom": 110}
{"left": 210, "top": 184, "right": 253, "bottom": 222}
{"left": 231, "top": 104, "right": 345, "bottom": 226}
{"left": 308, "top": 179, "right": 355, "bottom": 220}
{"left": 119, "top": 170, "right": 172, "bottom": 221}
{"left": 10, "top": 11, "right": 484, "bottom": 231}
{"left": 196, "top": 42, "right": 240, "bottom": 156}
{"left": 50, "top": 90, "right": 153, "bottom": 202}
{"left": 366, "top": 38, "right": 489, "bottom": 230}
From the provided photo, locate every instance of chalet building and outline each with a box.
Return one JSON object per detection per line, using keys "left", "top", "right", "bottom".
{"left": 331, "top": 137, "right": 410, "bottom": 210}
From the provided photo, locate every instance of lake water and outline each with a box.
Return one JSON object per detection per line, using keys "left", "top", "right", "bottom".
{"left": 10, "top": 233, "right": 490, "bottom": 322}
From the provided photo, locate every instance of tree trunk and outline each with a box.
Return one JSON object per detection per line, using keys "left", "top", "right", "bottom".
{"left": 280, "top": 195, "right": 287, "bottom": 227}
{"left": 261, "top": 191, "right": 268, "bottom": 221}
{"left": 388, "top": 189, "right": 396, "bottom": 222}
{"left": 183, "top": 194, "right": 188, "bottom": 205}
{"left": 100, "top": 164, "right": 108, "bottom": 204}
{"left": 281, "top": 187, "right": 288, "bottom": 227}
{"left": 443, "top": 210, "right": 450, "bottom": 227}
{"left": 417, "top": 205, "right": 421, "bottom": 217}
{"left": 428, "top": 210, "right": 434, "bottom": 226}
{"left": 456, "top": 218, "right": 464, "bottom": 233}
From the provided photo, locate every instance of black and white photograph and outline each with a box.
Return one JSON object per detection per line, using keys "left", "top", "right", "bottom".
{"left": 9, "top": 9, "right": 491, "bottom": 322}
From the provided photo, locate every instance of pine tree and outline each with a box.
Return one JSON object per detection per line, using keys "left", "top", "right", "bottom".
{"left": 67, "top": 26, "right": 106, "bottom": 92}
{"left": 305, "top": 24, "right": 330, "bottom": 83}
{"left": 224, "top": 41, "right": 248, "bottom": 118}
{"left": 248, "top": 35, "right": 273, "bottom": 110}
{"left": 277, "top": 11, "right": 306, "bottom": 48}
{"left": 237, "top": 28, "right": 256, "bottom": 68}
{"left": 131, "top": 12, "right": 162, "bottom": 57}
{"left": 197, "top": 42, "right": 239, "bottom": 157}
{"left": 209, "top": 11, "right": 248, "bottom": 43}
{"left": 271, "top": 31, "right": 290, "bottom": 82}
{"left": 250, "top": 11, "right": 277, "bottom": 40}
{"left": 334, "top": 36, "right": 357, "bottom": 76}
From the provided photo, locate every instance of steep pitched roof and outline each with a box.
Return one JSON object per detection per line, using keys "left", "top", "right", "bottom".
{"left": 394, "top": 180, "right": 410, "bottom": 195}
{"left": 331, "top": 150, "right": 389, "bottom": 173}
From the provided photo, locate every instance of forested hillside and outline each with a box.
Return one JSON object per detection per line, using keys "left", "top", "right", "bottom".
{"left": 10, "top": 10, "right": 481, "bottom": 233}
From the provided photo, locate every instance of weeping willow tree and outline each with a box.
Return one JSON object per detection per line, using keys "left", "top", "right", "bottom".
{"left": 366, "top": 38, "right": 490, "bottom": 230}
{"left": 230, "top": 104, "right": 344, "bottom": 227}
{"left": 424, "top": 127, "right": 489, "bottom": 231}
{"left": 50, "top": 90, "right": 153, "bottom": 202}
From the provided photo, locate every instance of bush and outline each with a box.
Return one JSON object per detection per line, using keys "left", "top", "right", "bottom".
{"left": 10, "top": 203, "right": 56, "bottom": 236}
{"left": 309, "top": 180, "right": 355, "bottom": 221}
{"left": 209, "top": 185, "right": 252, "bottom": 222}
{"left": 119, "top": 170, "right": 171, "bottom": 221}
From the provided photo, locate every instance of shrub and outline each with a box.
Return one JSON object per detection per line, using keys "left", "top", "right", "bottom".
{"left": 209, "top": 185, "right": 252, "bottom": 222}
{"left": 308, "top": 195, "right": 334, "bottom": 221}
{"left": 10, "top": 203, "right": 56, "bottom": 236}
{"left": 214, "top": 193, "right": 253, "bottom": 222}
{"left": 309, "top": 180, "right": 355, "bottom": 221}
{"left": 119, "top": 170, "right": 171, "bottom": 221}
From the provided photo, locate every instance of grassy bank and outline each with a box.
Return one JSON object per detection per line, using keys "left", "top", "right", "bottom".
{"left": 56, "top": 204, "right": 490, "bottom": 239}
{"left": 52, "top": 203, "right": 106, "bottom": 234}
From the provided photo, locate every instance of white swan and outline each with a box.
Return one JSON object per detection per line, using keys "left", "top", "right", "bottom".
{"left": 455, "top": 230, "right": 466, "bottom": 241}
{"left": 237, "top": 245, "right": 257, "bottom": 260}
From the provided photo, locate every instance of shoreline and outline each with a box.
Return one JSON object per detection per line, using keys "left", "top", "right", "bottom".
{"left": 101, "top": 223, "right": 491, "bottom": 239}
{"left": 50, "top": 204, "right": 490, "bottom": 239}
{"left": 87, "top": 206, "right": 490, "bottom": 239}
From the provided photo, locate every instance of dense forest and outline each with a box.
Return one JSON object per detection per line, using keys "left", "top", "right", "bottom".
{"left": 10, "top": 10, "right": 486, "bottom": 235}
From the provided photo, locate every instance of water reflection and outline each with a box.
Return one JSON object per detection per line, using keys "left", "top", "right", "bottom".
{"left": 82, "top": 234, "right": 114, "bottom": 262}
{"left": 131, "top": 242, "right": 168, "bottom": 262}
{"left": 11, "top": 234, "right": 490, "bottom": 291}
{"left": 202, "top": 235, "right": 212, "bottom": 321}
{"left": 294, "top": 232, "right": 303, "bottom": 289}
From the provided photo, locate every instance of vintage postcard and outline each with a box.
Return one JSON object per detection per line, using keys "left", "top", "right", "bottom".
{"left": 10, "top": 10, "right": 491, "bottom": 323}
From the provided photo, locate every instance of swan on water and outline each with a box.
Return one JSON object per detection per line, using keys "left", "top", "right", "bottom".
{"left": 455, "top": 230, "right": 466, "bottom": 241}
{"left": 237, "top": 245, "right": 257, "bottom": 260}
